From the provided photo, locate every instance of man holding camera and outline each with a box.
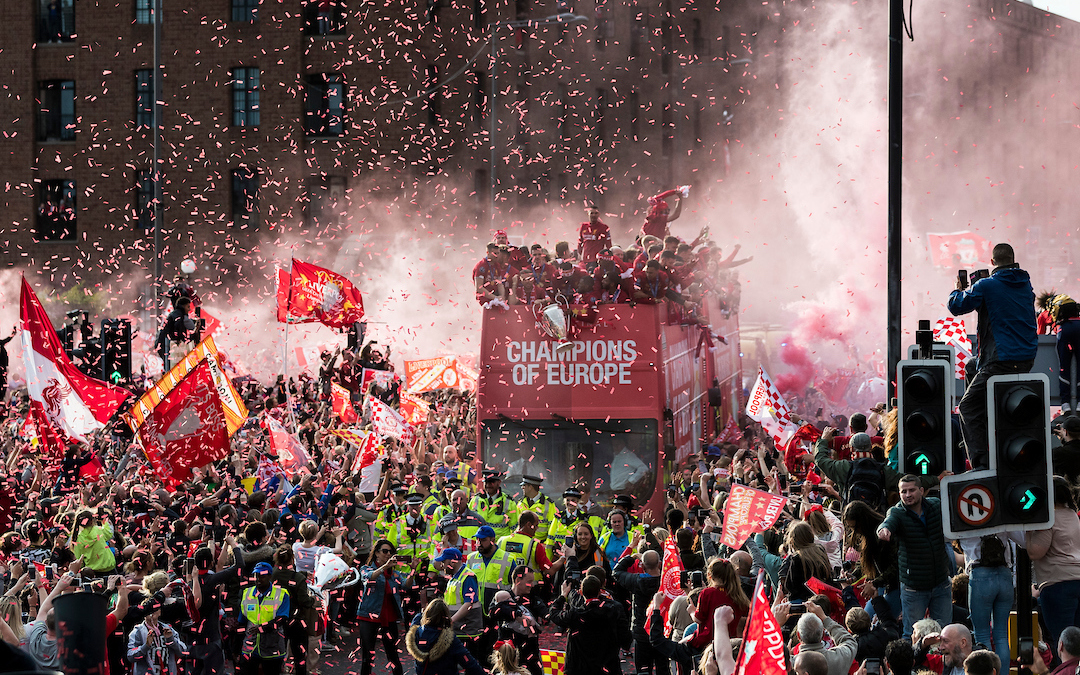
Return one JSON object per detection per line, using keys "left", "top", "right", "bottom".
{"left": 948, "top": 243, "right": 1038, "bottom": 470}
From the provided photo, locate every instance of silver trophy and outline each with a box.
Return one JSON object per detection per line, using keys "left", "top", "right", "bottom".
{"left": 534, "top": 296, "right": 574, "bottom": 354}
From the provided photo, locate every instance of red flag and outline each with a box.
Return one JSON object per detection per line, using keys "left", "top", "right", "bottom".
{"left": 736, "top": 575, "right": 788, "bottom": 675}
{"left": 127, "top": 338, "right": 248, "bottom": 488}
{"left": 331, "top": 382, "right": 358, "bottom": 423}
{"left": 20, "top": 278, "right": 129, "bottom": 440}
{"left": 276, "top": 268, "right": 290, "bottom": 323}
{"left": 281, "top": 259, "right": 365, "bottom": 328}
{"left": 782, "top": 423, "right": 822, "bottom": 473}
{"left": 365, "top": 397, "right": 416, "bottom": 445}
{"left": 645, "top": 534, "right": 685, "bottom": 633}
{"left": 261, "top": 414, "right": 311, "bottom": 474}
{"left": 806, "top": 576, "right": 846, "bottom": 624}
{"left": 78, "top": 454, "right": 105, "bottom": 481}
{"left": 399, "top": 391, "right": 430, "bottom": 426}
{"left": 721, "top": 484, "right": 788, "bottom": 550}
{"left": 135, "top": 358, "right": 230, "bottom": 488}
{"left": 200, "top": 310, "right": 220, "bottom": 338}
{"left": 24, "top": 401, "right": 66, "bottom": 458}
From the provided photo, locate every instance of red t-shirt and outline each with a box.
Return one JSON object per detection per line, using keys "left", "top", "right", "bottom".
{"left": 690, "top": 586, "right": 747, "bottom": 649}
{"left": 578, "top": 221, "right": 612, "bottom": 263}
{"left": 634, "top": 270, "right": 671, "bottom": 302}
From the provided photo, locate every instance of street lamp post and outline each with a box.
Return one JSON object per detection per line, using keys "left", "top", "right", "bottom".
{"left": 489, "top": 12, "right": 587, "bottom": 224}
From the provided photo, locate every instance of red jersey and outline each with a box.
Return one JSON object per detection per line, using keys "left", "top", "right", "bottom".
{"left": 641, "top": 212, "right": 668, "bottom": 239}
{"left": 578, "top": 220, "right": 612, "bottom": 263}
{"left": 634, "top": 269, "right": 671, "bottom": 303}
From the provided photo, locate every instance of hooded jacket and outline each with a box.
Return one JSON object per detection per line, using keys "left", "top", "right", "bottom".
{"left": 404, "top": 622, "right": 486, "bottom": 675}
{"left": 948, "top": 264, "right": 1038, "bottom": 364}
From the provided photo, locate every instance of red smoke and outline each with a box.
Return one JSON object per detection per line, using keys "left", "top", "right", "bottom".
{"left": 774, "top": 338, "right": 816, "bottom": 395}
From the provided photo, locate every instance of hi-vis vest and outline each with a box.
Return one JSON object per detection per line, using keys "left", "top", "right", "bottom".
{"left": 470, "top": 491, "right": 519, "bottom": 538}
{"left": 241, "top": 585, "right": 287, "bottom": 659}
{"left": 388, "top": 517, "right": 433, "bottom": 573}
{"left": 498, "top": 532, "right": 540, "bottom": 582}
{"left": 517, "top": 494, "right": 557, "bottom": 541}
{"left": 445, "top": 567, "right": 484, "bottom": 637}
{"left": 449, "top": 461, "right": 474, "bottom": 493}
{"left": 466, "top": 548, "right": 517, "bottom": 612}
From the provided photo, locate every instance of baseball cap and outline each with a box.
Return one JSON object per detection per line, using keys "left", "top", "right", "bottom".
{"left": 253, "top": 562, "right": 274, "bottom": 576}
{"left": 475, "top": 526, "right": 497, "bottom": 540}
{"left": 434, "top": 548, "right": 462, "bottom": 563}
{"left": 1062, "top": 416, "right": 1080, "bottom": 435}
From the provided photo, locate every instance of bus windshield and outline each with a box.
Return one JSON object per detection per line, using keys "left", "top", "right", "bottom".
{"left": 481, "top": 418, "right": 658, "bottom": 506}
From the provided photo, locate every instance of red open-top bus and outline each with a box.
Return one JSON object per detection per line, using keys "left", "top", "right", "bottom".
{"left": 477, "top": 298, "right": 741, "bottom": 515}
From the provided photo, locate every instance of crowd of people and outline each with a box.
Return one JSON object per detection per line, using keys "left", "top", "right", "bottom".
{"left": 0, "top": 227, "right": 1078, "bottom": 675}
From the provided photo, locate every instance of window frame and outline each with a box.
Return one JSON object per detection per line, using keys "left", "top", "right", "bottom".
{"left": 36, "top": 179, "right": 77, "bottom": 242}
{"left": 231, "top": 166, "right": 261, "bottom": 227}
{"left": 231, "top": 67, "right": 260, "bottom": 128}
{"left": 38, "top": 79, "right": 76, "bottom": 142}
{"left": 304, "top": 72, "right": 345, "bottom": 137}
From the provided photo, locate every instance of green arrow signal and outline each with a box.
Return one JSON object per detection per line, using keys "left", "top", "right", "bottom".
{"left": 110, "top": 371, "right": 122, "bottom": 384}
{"left": 914, "top": 453, "right": 931, "bottom": 474}
{"left": 1021, "top": 489, "right": 1037, "bottom": 511}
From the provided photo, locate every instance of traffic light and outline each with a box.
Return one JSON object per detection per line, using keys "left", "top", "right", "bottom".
{"left": 989, "top": 374, "right": 1052, "bottom": 524}
{"left": 941, "top": 373, "right": 1054, "bottom": 537}
{"left": 897, "top": 359, "right": 952, "bottom": 477}
{"left": 100, "top": 318, "right": 132, "bottom": 385}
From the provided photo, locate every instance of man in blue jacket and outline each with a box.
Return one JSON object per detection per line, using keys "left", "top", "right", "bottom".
{"left": 948, "top": 243, "right": 1038, "bottom": 470}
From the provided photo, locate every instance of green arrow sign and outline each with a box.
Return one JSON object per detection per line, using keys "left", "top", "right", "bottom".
{"left": 1021, "top": 489, "right": 1037, "bottom": 511}
{"left": 110, "top": 371, "right": 122, "bottom": 384}
{"left": 914, "top": 453, "right": 931, "bottom": 474}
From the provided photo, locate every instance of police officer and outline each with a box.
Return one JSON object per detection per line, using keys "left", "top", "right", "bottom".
{"left": 441, "top": 489, "right": 488, "bottom": 555}
{"left": 238, "top": 562, "right": 290, "bottom": 675}
{"left": 470, "top": 471, "right": 519, "bottom": 538}
{"left": 387, "top": 493, "right": 433, "bottom": 570}
{"left": 441, "top": 445, "right": 476, "bottom": 494}
{"left": 547, "top": 487, "right": 604, "bottom": 552}
{"left": 517, "top": 475, "right": 557, "bottom": 544}
{"left": 373, "top": 483, "right": 408, "bottom": 541}
{"left": 466, "top": 525, "right": 518, "bottom": 662}
{"left": 434, "top": 547, "right": 485, "bottom": 662}
{"left": 429, "top": 477, "right": 462, "bottom": 525}
{"left": 498, "top": 511, "right": 554, "bottom": 587}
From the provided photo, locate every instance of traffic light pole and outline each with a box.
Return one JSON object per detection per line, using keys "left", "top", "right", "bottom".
{"left": 886, "top": 0, "right": 904, "bottom": 403}
{"left": 1016, "top": 547, "right": 1033, "bottom": 675}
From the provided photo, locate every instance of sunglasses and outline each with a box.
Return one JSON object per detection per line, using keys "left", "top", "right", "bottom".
{"left": 377, "top": 548, "right": 394, "bottom": 555}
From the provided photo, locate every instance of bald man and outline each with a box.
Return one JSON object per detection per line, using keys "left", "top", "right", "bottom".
{"left": 916, "top": 623, "right": 973, "bottom": 675}
{"left": 794, "top": 651, "right": 829, "bottom": 675}
{"left": 614, "top": 548, "right": 667, "bottom": 675}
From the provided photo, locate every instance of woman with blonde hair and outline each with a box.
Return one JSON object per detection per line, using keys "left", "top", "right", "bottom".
{"left": 690, "top": 558, "right": 750, "bottom": 649}
{"left": 801, "top": 500, "right": 844, "bottom": 572}
{"left": 0, "top": 594, "right": 27, "bottom": 646}
{"left": 489, "top": 640, "right": 528, "bottom": 675}
{"left": 781, "top": 520, "right": 833, "bottom": 601}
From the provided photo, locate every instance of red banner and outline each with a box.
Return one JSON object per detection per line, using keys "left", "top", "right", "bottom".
{"left": 645, "top": 535, "right": 685, "bottom": 634}
{"left": 927, "top": 231, "right": 991, "bottom": 268}
{"left": 280, "top": 259, "right": 365, "bottom": 328}
{"left": 736, "top": 576, "right": 787, "bottom": 675}
{"left": 361, "top": 368, "right": 400, "bottom": 393}
{"left": 720, "top": 484, "right": 788, "bottom": 550}
{"left": 261, "top": 414, "right": 311, "bottom": 474}
{"left": 403, "top": 357, "right": 476, "bottom": 392}
{"left": 331, "top": 382, "right": 357, "bottom": 423}
{"left": 400, "top": 391, "right": 430, "bottom": 425}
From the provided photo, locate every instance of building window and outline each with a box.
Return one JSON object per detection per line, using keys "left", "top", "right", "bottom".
{"left": 135, "top": 69, "right": 154, "bottom": 130}
{"left": 629, "top": 89, "right": 640, "bottom": 139}
{"left": 304, "top": 0, "right": 344, "bottom": 35}
{"left": 630, "top": 11, "right": 647, "bottom": 59}
{"left": 135, "top": 0, "right": 153, "bottom": 24}
{"left": 232, "top": 67, "right": 260, "bottom": 128}
{"left": 425, "top": 64, "right": 440, "bottom": 127}
{"left": 231, "top": 166, "right": 260, "bottom": 227}
{"left": 595, "top": 1, "right": 611, "bottom": 51}
{"left": 305, "top": 73, "right": 344, "bottom": 137}
{"left": 558, "top": 83, "right": 569, "bottom": 140}
{"left": 38, "top": 0, "right": 75, "bottom": 43}
{"left": 661, "top": 18, "right": 673, "bottom": 74}
{"left": 692, "top": 19, "right": 704, "bottom": 56}
{"left": 135, "top": 170, "right": 155, "bottom": 230}
{"left": 304, "top": 175, "right": 345, "bottom": 230}
{"left": 232, "top": 0, "right": 257, "bottom": 22}
{"left": 38, "top": 80, "right": 75, "bottom": 142}
{"left": 37, "top": 179, "right": 76, "bottom": 241}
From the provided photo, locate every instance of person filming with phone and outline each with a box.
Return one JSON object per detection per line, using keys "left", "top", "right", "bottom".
{"left": 948, "top": 242, "right": 1038, "bottom": 470}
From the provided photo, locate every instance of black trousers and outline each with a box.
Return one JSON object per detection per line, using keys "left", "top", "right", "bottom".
{"left": 239, "top": 657, "right": 284, "bottom": 675}
{"left": 356, "top": 620, "right": 403, "bottom": 675}
{"left": 958, "top": 359, "right": 1034, "bottom": 469}
{"left": 633, "top": 635, "right": 670, "bottom": 675}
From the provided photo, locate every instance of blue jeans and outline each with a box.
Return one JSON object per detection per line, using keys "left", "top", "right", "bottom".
{"left": 865, "top": 586, "right": 902, "bottom": 625}
{"left": 1039, "top": 579, "right": 1080, "bottom": 657}
{"left": 969, "top": 566, "right": 1014, "bottom": 667}
{"left": 901, "top": 580, "right": 953, "bottom": 639}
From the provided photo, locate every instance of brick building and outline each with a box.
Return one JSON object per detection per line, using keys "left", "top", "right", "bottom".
{"left": 0, "top": 0, "right": 1076, "bottom": 309}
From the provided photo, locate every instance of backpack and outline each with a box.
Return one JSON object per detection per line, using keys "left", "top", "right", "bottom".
{"left": 845, "top": 458, "right": 887, "bottom": 510}
{"left": 978, "top": 534, "right": 1008, "bottom": 568}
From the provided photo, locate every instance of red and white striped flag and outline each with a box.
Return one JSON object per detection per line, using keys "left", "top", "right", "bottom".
{"left": 744, "top": 367, "right": 797, "bottom": 448}
{"left": 20, "top": 278, "right": 129, "bottom": 441}
{"left": 365, "top": 397, "right": 416, "bottom": 446}
{"left": 261, "top": 414, "right": 310, "bottom": 474}
{"left": 934, "top": 316, "right": 972, "bottom": 380}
